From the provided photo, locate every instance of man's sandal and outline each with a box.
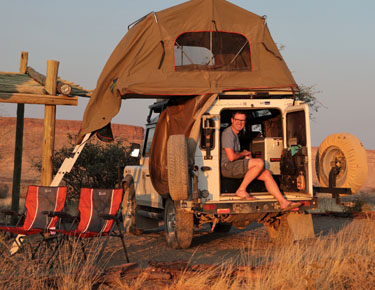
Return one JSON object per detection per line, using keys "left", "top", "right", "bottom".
{"left": 281, "top": 202, "right": 302, "bottom": 212}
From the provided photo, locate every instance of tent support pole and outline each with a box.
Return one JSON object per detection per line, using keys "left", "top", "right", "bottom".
{"left": 50, "top": 133, "right": 91, "bottom": 186}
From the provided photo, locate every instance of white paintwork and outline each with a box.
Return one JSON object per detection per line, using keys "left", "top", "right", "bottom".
{"left": 126, "top": 94, "right": 314, "bottom": 209}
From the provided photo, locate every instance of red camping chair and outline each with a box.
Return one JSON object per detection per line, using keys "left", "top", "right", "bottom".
{"left": 53, "top": 188, "right": 129, "bottom": 263}
{"left": 0, "top": 185, "right": 67, "bottom": 256}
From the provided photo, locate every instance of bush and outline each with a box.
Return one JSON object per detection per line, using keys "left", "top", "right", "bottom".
{"left": 0, "top": 184, "right": 9, "bottom": 199}
{"left": 33, "top": 134, "right": 139, "bottom": 199}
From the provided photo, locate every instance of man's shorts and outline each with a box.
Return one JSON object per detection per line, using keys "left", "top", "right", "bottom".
{"left": 221, "top": 159, "right": 249, "bottom": 179}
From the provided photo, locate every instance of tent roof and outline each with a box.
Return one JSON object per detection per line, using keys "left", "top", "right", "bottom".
{"left": 79, "top": 0, "right": 297, "bottom": 139}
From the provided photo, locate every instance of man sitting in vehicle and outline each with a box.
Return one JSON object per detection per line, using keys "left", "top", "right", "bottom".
{"left": 221, "top": 110, "right": 301, "bottom": 211}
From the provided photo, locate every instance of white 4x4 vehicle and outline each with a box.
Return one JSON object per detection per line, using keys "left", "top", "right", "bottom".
{"left": 121, "top": 92, "right": 368, "bottom": 248}
{"left": 68, "top": 1, "right": 367, "bottom": 249}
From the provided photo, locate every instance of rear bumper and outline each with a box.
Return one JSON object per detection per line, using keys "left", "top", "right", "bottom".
{"left": 191, "top": 198, "right": 318, "bottom": 215}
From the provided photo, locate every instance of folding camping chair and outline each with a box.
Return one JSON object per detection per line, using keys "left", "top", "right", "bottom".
{"left": 53, "top": 188, "right": 129, "bottom": 263}
{"left": 0, "top": 185, "right": 67, "bottom": 257}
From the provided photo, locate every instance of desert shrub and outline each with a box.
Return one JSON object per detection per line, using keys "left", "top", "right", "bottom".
{"left": 296, "top": 84, "right": 325, "bottom": 116}
{"left": 0, "top": 184, "right": 9, "bottom": 199}
{"left": 32, "top": 134, "right": 139, "bottom": 199}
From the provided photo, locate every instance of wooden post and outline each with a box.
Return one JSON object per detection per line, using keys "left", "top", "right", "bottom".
{"left": 41, "top": 60, "right": 59, "bottom": 186}
{"left": 11, "top": 52, "right": 28, "bottom": 222}
{"left": 11, "top": 104, "right": 24, "bottom": 221}
{"left": 19, "top": 51, "right": 28, "bottom": 74}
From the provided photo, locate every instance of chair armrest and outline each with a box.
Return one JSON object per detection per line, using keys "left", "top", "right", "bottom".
{"left": 42, "top": 211, "right": 71, "bottom": 218}
{"left": 99, "top": 214, "right": 116, "bottom": 220}
{"left": 42, "top": 211, "right": 76, "bottom": 222}
{"left": 0, "top": 209, "right": 23, "bottom": 217}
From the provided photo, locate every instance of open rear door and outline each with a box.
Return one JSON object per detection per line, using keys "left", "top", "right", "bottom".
{"left": 283, "top": 104, "right": 313, "bottom": 196}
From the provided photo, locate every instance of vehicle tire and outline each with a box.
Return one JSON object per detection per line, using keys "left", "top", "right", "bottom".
{"left": 316, "top": 133, "right": 368, "bottom": 193}
{"left": 164, "top": 198, "right": 193, "bottom": 249}
{"left": 167, "top": 134, "right": 190, "bottom": 200}
{"left": 213, "top": 222, "right": 232, "bottom": 233}
{"left": 264, "top": 214, "right": 293, "bottom": 245}
{"left": 122, "top": 175, "right": 136, "bottom": 233}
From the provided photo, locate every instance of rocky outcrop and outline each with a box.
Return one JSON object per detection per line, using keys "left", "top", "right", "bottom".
{"left": 0, "top": 117, "right": 373, "bottom": 199}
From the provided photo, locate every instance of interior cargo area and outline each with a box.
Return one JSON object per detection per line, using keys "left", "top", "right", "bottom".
{"left": 218, "top": 108, "right": 309, "bottom": 196}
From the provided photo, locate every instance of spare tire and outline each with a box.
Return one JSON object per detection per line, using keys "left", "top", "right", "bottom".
{"left": 316, "top": 133, "right": 368, "bottom": 193}
{"left": 167, "top": 134, "right": 190, "bottom": 200}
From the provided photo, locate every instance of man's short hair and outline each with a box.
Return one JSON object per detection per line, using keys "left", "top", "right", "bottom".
{"left": 231, "top": 110, "right": 247, "bottom": 118}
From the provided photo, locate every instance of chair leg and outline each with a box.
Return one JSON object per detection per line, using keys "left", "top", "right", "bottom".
{"left": 94, "top": 233, "right": 110, "bottom": 264}
{"left": 116, "top": 219, "right": 129, "bottom": 263}
{"left": 79, "top": 237, "right": 87, "bottom": 261}
{"left": 46, "top": 234, "right": 66, "bottom": 268}
{"left": 31, "top": 239, "right": 42, "bottom": 259}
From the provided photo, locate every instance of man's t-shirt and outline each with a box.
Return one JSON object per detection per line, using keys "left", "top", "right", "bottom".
{"left": 221, "top": 126, "right": 240, "bottom": 165}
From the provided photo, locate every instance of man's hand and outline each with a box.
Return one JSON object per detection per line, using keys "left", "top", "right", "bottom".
{"left": 224, "top": 148, "right": 251, "bottom": 162}
{"left": 241, "top": 150, "right": 251, "bottom": 158}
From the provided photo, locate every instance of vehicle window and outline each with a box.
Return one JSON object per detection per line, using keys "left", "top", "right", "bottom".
{"left": 286, "top": 111, "right": 306, "bottom": 146}
{"left": 251, "top": 124, "right": 263, "bottom": 137}
{"left": 174, "top": 31, "right": 251, "bottom": 71}
{"left": 143, "top": 127, "right": 155, "bottom": 156}
{"left": 252, "top": 109, "right": 272, "bottom": 118}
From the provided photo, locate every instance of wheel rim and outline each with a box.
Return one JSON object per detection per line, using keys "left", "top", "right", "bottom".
{"left": 122, "top": 181, "right": 135, "bottom": 231}
{"left": 166, "top": 202, "right": 176, "bottom": 236}
{"left": 321, "top": 146, "right": 347, "bottom": 186}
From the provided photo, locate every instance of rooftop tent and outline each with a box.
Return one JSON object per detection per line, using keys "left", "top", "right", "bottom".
{"left": 79, "top": 0, "right": 297, "bottom": 140}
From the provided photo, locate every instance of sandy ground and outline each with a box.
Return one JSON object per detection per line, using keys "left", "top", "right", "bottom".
{"left": 105, "top": 215, "right": 357, "bottom": 268}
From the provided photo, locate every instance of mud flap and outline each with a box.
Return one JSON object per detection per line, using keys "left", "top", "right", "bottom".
{"left": 286, "top": 212, "right": 314, "bottom": 241}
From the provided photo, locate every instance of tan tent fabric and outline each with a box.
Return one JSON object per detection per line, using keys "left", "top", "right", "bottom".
{"left": 78, "top": 0, "right": 297, "bottom": 140}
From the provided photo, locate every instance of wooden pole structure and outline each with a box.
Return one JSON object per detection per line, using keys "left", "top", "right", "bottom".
{"left": 19, "top": 51, "right": 28, "bottom": 74}
{"left": 26, "top": 67, "right": 72, "bottom": 96}
{"left": 41, "top": 60, "right": 59, "bottom": 186}
{"left": 11, "top": 52, "right": 28, "bottom": 222}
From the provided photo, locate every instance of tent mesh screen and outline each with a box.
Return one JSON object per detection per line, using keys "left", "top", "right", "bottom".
{"left": 174, "top": 31, "right": 251, "bottom": 71}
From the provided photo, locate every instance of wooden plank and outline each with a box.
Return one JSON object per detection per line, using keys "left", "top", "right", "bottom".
{"left": 0, "top": 71, "right": 25, "bottom": 75}
{"left": 0, "top": 84, "right": 45, "bottom": 95}
{"left": 0, "top": 73, "right": 40, "bottom": 85}
{"left": 0, "top": 93, "right": 78, "bottom": 105}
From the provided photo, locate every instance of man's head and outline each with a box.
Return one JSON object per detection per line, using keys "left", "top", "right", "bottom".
{"left": 231, "top": 111, "right": 246, "bottom": 134}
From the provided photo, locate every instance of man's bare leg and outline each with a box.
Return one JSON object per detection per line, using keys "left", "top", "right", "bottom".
{"left": 236, "top": 159, "right": 264, "bottom": 198}
{"left": 257, "top": 169, "right": 301, "bottom": 210}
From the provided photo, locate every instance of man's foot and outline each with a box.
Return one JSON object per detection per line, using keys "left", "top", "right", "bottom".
{"left": 236, "top": 189, "right": 256, "bottom": 200}
{"left": 281, "top": 201, "right": 302, "bottom": 212}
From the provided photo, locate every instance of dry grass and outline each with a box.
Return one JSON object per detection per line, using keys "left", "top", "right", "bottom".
{"left": 108, "top": 218, "right": 375, "bottom": 290}
{"left": 1, "top": 218, "right": 375, "bottom": 289}
{"left": 0, "top": 236, "right": 111, "bottom": 290}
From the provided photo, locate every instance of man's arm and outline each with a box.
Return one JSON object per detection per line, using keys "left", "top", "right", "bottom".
{"left": 224, "top": 148, "right": 251, "bottom": 162}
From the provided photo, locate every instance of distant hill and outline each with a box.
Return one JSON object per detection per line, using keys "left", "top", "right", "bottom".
{"left": 0, "top": 117, "right": 373, "bottom": 199}
{"left": 0, "top": 117, "right": 144, "bottom": 198}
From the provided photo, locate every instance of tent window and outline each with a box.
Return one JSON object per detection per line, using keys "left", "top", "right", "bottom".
{"left": 174, "top": 31, "right": 251, "bottom": 71}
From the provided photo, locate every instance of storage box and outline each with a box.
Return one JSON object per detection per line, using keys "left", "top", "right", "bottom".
{"left": 250, "top": 137, "right": 283, "bottom": 175}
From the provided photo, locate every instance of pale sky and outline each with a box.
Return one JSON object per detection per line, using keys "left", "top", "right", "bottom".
{"left": 1, "top": 0, "right": 374, "bottom": 149}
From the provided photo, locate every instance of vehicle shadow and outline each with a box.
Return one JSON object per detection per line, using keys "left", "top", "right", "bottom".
{"left": 190, "top": 222, "right": 264, "bottom": 248}
{"left": 311, "top": 214, "right": 354, "bottom": 236}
